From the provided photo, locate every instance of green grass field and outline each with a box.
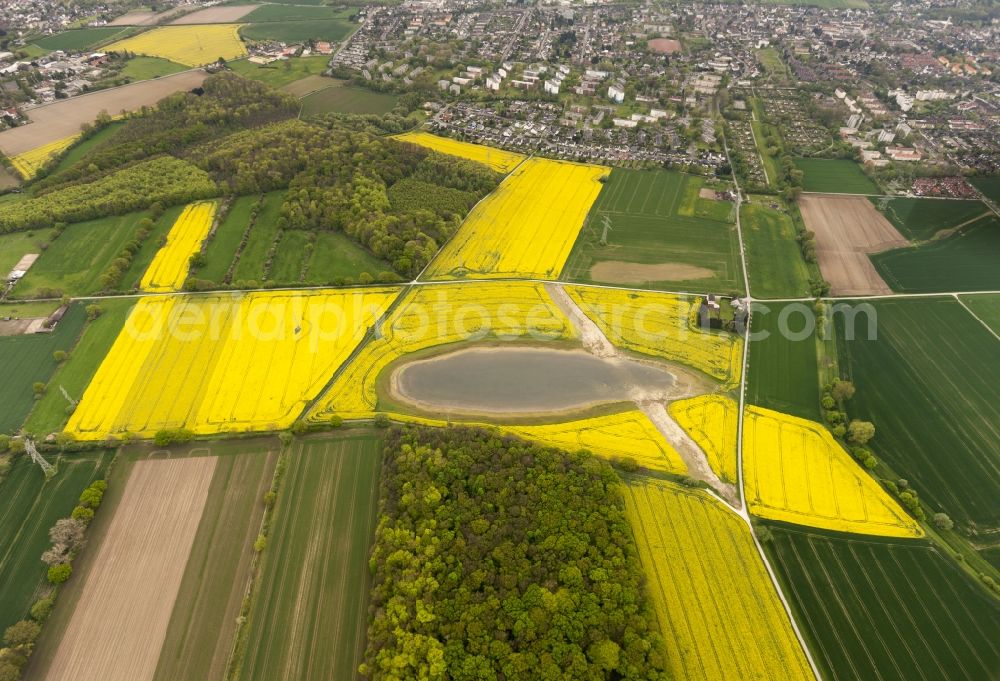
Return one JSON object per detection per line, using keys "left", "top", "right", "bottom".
{"left": 232, "top": 191, "right": 284, "bottom": 284}
{"left": 742, "top": 199, "right": 811, "bottom": 298}
{"left": 238, "top": 433, "right": 381, "bottom": 681}
{"left": 747, "top": 301, "right": 822, "bottom": 421}
{"left": 269, "top": 230, "right": 311, "bottom": 283}
{"left": 153, "top": 441, "right": 278, "bottom": 681}
{"left": 562, "top": 168, "right": 743, "bottom": 293}
{"left": 872, "top": 215, "right": 1000, "bottom": 293}
{"left": 120, "top": 56, "right": 186, "bottom": 81}
{"left": 299, "top": 83, "right": 399, "bottom": 116}
{"left": 959, "top": 293, "right": 1000, "bottom": 334}
{"left": 240, "top": 19, "right": 354, "bottom": 44}
{"left": 756, "top": 48, "right": 789, "bottom": 79}
{"left": 50, "top": 122, "right": 124, "bottom": 175}
{"left": 13, "top": 211, "right": 162, "bottom": 297}
{"left": 0, "top": 450, "right": 111, "bottom": 633}
{"left": 22, "top": 298, "right": 133, "bottom": 437}
{"left": 307, "top": 231, "right": 392, "bottom": 283}
{"left": 971, "top": 176, "right": 1000, "bottom": 203}
{"left": 0, "top": 303, "right": 86, "bottom": 434}
{"left": 32, "top": 27, "right": 131, "bottom": 52}
{"left": 836, "top": 297, "right": 1000, "bottom": 529}
{"left": 870, "top": 197, "right": 989, "bottom": 241}
{"left": 196, "top": 195, "right": 256, "bottom": 284}
{"left": 766, "top": 525, "right": 999, "bottom": 681}
{"left": 0, "top": 229, "right": 55, "bottom": 278}
{"left": 794, "top": 158, "right": 879, "bottom": 194}
{"left": 227, "top": 55, "right": 330, "bottom": 89}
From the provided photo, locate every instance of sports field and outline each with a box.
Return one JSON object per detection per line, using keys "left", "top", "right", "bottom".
{"left": 105, "top": 25, "right": 247, "bottom": 66}
{"left": 871, "top": 215, "right": 1000, "bottom": 293}
{"left": 66, "top": 288, "right": 399, "bottom": 439}
{"left": 308, "top": 282, "right": 576, "bottom": 420}
{"left": 0, "top": 303, "right": 86, "bottom": 434}
{"left": 392, "top": 132, "right": 525, "bottom": 173}
{"left": 669, "top": 394, "right": 739, "bottom": 483}
{"left": 767, "top": 526, "right": 1000, "bottom": 681}
{"left": 566, "top": 286, "right": 743, "bottom": 385}
{"left": 836, "top": 297, "right": 1000, "bottom": 528}
{"left": 424, "top": 158, "right": 609, "bottom": 280}
{"left": 141, "top": 201, "right": 217, "bottom": 292}
{"left": 0, "top": 451, "right": 111, "bottom": 633}
{"left": 743, "top": 406, "right": 922, "bottom": 537}
{"left": 238, "top": 433, "right": 381, "bottom": 681}
{"left": 623, "top": 478, "right": 813, "bottom": 680}
{"left": 869, "top": 197, "right": 989, "bottom": 241}
{"left": 741, "top": 199, "right": 811, "bottom": 298}
{"left": 746, "top": 301, "right": 821, "bottom": 421}
{"left": 153, "top": 441, "right": 278, "bottom": 681}
{"left": 562, "top": 168, "right": 742, "bottom": 292}
{"left": 794, "top": 158, "right": 879, "bottom": 194}
{"left": 41, "top": 456, "right": 216, "bottom": 681}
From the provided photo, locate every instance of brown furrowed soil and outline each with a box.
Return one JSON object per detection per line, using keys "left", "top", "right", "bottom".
{"left": 42, "top": 456, "right": 216, "bottom": 681}
{"left": 798, "top": 194, "right": 907, "bottom": 296}
{"left": 170, "top": 5, "right": 259, "bottom": 24}
{"left": 0, "top": 71, "right": 207, "bottom": 156}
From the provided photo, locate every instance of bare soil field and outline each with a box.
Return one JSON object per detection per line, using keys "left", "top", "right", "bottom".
{"left": 590, "top": 260, "right": 714, "bottom": 284}
{"left": 798, "top": 194, "right": 907, "bottom": 296}
{"left": 108, "top": 7, "right": 190, "bottom": 26}
{"left": 170, "top": 5, "right": 259, "bottom": 24}
{"left": 41, "top": 457, "right": 216, "bottom": 681}
{"left": 648, "top": 38, "right": 681, "bottom": 54}
{"left": 0, "top": 70, "right": 207, "bottom": 156}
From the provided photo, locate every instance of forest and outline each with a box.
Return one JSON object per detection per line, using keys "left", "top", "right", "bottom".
{"left": 362, "top": 426, "right": 669, "bottom": 681}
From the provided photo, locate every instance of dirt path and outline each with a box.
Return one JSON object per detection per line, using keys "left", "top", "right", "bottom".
{"left": 637, "top": 401, "right": 739, "bottom": 506}
{"left": 43, "top": 457, "right": 216, "bottom": 681}
{"left": 545, "top": 282, "right": 617, "bottom": 357}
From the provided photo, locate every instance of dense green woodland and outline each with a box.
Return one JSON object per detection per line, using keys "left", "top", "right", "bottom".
{"left": 363, "top": 426, "right": 668, "bottom": 681}
{"left": 0, "top": 73, "right": 500, "bottom": 279}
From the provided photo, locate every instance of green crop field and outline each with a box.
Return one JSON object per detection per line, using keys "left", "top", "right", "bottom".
{"left": 766, "top": 525, "right": 1000, "bottom": 681}
{"left": 959, "top": 293, "right": 1000, "bottom": 334}
{"left": 299, "top": 83, "right": 399, "bottom": 116}
{"left": 741, "top": 199, "right": 811, "bottom": 298}
{"left": 228, "top": 55, "right": 330, "bottom": 89}
{"left": 562, "top": 168, "right": 743, "bottom": 292}
{"left": 870, "top": 197, "right": 989, "bottom": 241}
{"left": 240, "top": 19, "right": 354, "bottom": 44}
{"left": 0, "top": 229, "right": 55, "bottom": 278}
{"left": 50, "top": 122, "right": 124, "bottom": 175}
{"left": 153, "top": 441, "right": 278, "bottom": 681}
{"left": 32, "top": 27, "right": 131, "bottom": 52}
{"left": 971, "top": 176, "right": 1000, "bottom": 203}
{"left": 196, "top": 195, "right": 256, "bottom": 284}
{"left": 307, "top": 231, "right": 392, "bottom": 283}
{"left": 747, "top": 301, "right": 821, "bottom": 421}
{"left": 872, "top": 215, "right": 1000, "bottom": 293}
{"left": 794, "top": 158, "right": 879, "bottom": 194}
{"left": 237, "top": 432, "right": 381, "bottom": 681}
{"left": 14, "top": 211, "right": 166, "bottom": 298}
{"left": 836, "top": 297, "right": 1000, "bottom": 528}
{"left": 232, "top": 191, "right": 284, "bottom": 284}
{"left": 0, "top": 303, "right": 86, "bottom": 434}
{"left": 0, "top": 450, "right": 112, "bottom": 633}
{"left": 120, "top": 56, "right": 186, "bottom": 81}
{"left": 23, "top": 298, "right": 133, "bottom": 437}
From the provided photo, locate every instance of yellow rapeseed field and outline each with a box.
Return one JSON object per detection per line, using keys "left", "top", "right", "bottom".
{"left": 624, "top": 478, "right": 813, "bottom": 681}
{"left": 743, "top": 406, "right": 923, "bottom": 537}
{"left": 9, "top": 133, "right": 81, "bottom": 179}
{"left": 105, "top": 25, "right": 246, "bottom": 66}
{"left": 669, "top": 394, "right": 739, "bottom": 483}
{"left": 392, "top": 131, "right": 526, "bottom": 174}
{"left": 66, "top": 288, "right": 399, "bottom": 440}
{"left": 141, "top": 201, "right": 216, "bottom": 292}
{"left": 424, "top": 158, "right": 610, "bottom": 281}
{"left": 566, "top": 286, "right": 743, "bottom": 385}
{"left": 307, "top": 282, "right": 576, "bottom": 420}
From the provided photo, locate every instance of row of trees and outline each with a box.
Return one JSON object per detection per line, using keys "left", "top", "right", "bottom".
{"left": 362, "top": 426, "right": 670, "bottom": 680}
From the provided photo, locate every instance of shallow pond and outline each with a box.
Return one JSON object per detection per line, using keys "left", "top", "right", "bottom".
{"left": 390, "top": 346, "right": 688, "bottom": 414}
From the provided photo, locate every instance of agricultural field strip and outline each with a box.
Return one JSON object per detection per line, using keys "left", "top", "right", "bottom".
{"left": 141, "top": 201, "right": 217, "bottom": 292}
{"left": 42, "top": 457, "right": 217, "bottom": 681}
{"left": 953, "top": 294, "right": 1000, "bottom": 343}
